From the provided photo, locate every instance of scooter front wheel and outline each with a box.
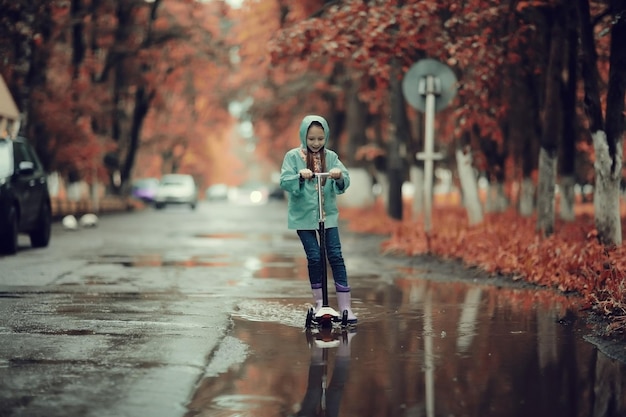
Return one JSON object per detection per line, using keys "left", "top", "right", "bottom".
{"left": 319, "top": 316, "right": 333, "bottom": 329}
{"left": 305, "top": 307, "right": 315, "bottom": 328}
{"left": 341, "top": 309, "right": 349, "bottom": 327}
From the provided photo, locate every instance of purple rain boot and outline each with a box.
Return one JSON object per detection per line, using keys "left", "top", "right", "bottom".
{"left": 335, "top": 284, "right": 357, "bottom": 324}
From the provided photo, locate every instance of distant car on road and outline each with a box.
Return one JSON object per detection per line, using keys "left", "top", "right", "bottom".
{"left": 154, "top": 174, "right": 198, "bottom": 210}
{"left": 0, "top": 136, "right": 52, "bottom": 255}
{"left": 205, "top": 183, "right": 230, "bottom": 201}
{"left": 228, "top": 181, "right": 270, "bottom": 205}
{"left": 131, "top": 177, "right": 159, "bottom": 203}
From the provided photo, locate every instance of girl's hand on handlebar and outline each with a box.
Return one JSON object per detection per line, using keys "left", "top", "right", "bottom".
{"left": 299, "top": 169, "right": 313, "bottom": 179}
{"left": 329, "top": 168, "right": 342, "bottom": 180}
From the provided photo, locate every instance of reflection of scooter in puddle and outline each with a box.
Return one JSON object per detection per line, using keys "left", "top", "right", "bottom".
{"left": 294, "top": 329, "right": 356, "bottom": 417}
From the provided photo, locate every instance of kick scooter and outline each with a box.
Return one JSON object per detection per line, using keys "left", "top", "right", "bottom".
{"left": 305, "top": 172, "right": 351, "bottom": 330}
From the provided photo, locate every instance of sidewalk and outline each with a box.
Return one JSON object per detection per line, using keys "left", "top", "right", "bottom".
{"left": 50, "top": 196, "right": 138, "bottom": 220}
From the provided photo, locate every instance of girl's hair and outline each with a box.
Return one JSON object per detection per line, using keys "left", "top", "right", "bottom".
{"left": 306, "top": 121, "right": 326, "bottom": 174}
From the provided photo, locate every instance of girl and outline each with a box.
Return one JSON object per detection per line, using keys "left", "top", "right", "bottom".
{"left": 279, "top": 115, "right": 357, "bottom": 324}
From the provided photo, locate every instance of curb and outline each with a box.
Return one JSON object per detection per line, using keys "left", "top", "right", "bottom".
{"left": 51, "top": 197, "right": 139, "bottom": 220}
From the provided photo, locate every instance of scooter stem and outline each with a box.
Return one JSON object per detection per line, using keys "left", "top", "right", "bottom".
{"left": 314, "top": 172, "right": 330, "bottom": 223}
{"left": 315, "top": 172, "right": 331, "bottom": 307}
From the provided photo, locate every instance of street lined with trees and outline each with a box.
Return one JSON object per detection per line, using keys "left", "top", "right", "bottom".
{"left": 1, "top": 0, "right": 625, "bottom": 331}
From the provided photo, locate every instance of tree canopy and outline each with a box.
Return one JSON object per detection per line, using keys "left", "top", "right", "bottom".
{"left": 1, "top": 0, "right": 624, "bottom": 240}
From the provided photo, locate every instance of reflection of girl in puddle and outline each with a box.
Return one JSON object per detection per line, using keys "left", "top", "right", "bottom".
{"left": 295, "top": 332, "right": 355, "bottom": 417}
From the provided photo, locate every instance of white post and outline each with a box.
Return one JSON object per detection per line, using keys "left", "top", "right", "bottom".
{"left": 92, "top": 164, "right": 100, "bottom": 213}
{"left": 416, "top": 75, "right": 442, "bottom": 233}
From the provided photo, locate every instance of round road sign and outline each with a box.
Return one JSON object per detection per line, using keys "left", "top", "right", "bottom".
{"left": 402, "top": 59, "right": 458, "bottom": 112}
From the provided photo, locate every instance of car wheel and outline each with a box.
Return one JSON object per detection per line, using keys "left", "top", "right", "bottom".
{"left": 155, "top": 203, "right": 165, "bottom": 209}
{"left": 190, "top": 202, "right": 196, "bottom": 210}
{"left": 29, "top": 201, "right": 51, "bottom": 248}
{"left": 0, "top": 206, "right": 19, "bottom": 255}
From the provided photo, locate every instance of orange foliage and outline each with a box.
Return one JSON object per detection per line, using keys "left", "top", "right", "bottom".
{"left": 229, "top": 0, "right": 337, "bottom": 174}
{"left": 342, "top": 200, "right": 626, "bottom": 334}
{"left": 133, "top": 0, "right": 237, "bottom": 186}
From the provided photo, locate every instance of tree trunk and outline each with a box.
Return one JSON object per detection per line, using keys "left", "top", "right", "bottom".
{"left": 20, "top": 2, "right": 53, "bottom": 170}
{"left": 507, "top": 9, "right": 542, "bottom": 218}
{"left": 558, "top": 0, "right": 579, "bottom": 222}
{"left": 387, "top": 59, "right": 405, "bottom": 220}
{"left": 519, "top": 178, "right": 535, "bottom": 216}
{"left": 455, "top": 147, "right": 483, "bottom": 225}
{"left": 344, "top": 78, "right": 367, "bottom": 167}
{"left": 536, "top": 148, "right": 558, "bottom": 235}
{"left": 121, "top": 86, "right": 153, "bottom": 189}
{"left": 485, "top": 182, "right": 508, "bottom": 213}
{"left": 594, "top": 137, "right": 623, "bottom": 245}
{"left": 479, "top": 133, "right": 508, "bottom": 213}
{"left": 559, "top": 175, "right": 576, "bottom": 221}
{"left": 107, "top": 0, "right": 135, "bottom": 193}
{"left": 597, "top": 0, "right": 626, "bottom": 245}
{"left": 536, "top": 4, "right": 564, "bottom": 236}
{"left": 71, "top": 0, "right": 85, "bottom": 79}
{"left": 577, "top": 0, "right": 624, "bottom": 245}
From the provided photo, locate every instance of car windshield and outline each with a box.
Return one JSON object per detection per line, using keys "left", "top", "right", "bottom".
{"left": 0, "top": 141, "right": 13, "bottom": 177}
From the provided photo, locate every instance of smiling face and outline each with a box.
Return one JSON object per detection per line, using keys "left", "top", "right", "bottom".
{"left": 306, "top": 124, "right": 326, "bottom": 153}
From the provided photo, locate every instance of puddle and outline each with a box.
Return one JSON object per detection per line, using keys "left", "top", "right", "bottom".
{"left": 194, "top": 233, "right": 246, "bottom": 239}
{"left": 233, "top": 299, "right": 310, "bottom": 328}
{"left": 0, "top": 293, "right": 22, "bottom": 298}
{"left": 251, "top": 254, "right": 307, "bottom": 280}
{"left": 187, "top": 278, "right": 626, "bottom": 417}
{"left": 88, "top": 253, "right": 233, "bottom": 268}
{"left": 87, "top": 253, "right": 306, "bottom": 271}
{"left": 194, "top": 232, "right": 299, "bottom": 242}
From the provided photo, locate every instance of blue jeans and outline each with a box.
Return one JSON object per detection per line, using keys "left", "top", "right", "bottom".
{"left": 297, "top": 228, "right": 349, "bottom": 290}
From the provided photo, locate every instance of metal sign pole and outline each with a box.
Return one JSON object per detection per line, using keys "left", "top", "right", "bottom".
{"left": 417, "top": 76, "right": 442, "bottom": 233}
{"left": 402, "top": 59, "right": 457, "bottom": 236}
{"left": 423, "top": 76, "right": 436, "bottom": 233}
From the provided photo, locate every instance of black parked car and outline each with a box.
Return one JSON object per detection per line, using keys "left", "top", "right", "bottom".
{"left": 0, "top": 136, "right": 51, "bottom": 255}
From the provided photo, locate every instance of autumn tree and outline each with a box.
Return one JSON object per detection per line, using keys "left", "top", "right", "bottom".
{"left": 0, "top": 1, "right": 54, "bottom": 166}
{"left": 577, "top": 0, "right": 626, "bottom": 246}
{"left": 137, "top": 0, "right": 235, "bottom": 187}
{"left": 1, "top": 0, "right": 237, "bottom": 198}
{"left": 535, "top": 1, "right": 567, "bottom": 236}
{"left": 230, "top": 0, "right": 341, "bottom": 177}
{"left": 269, "top": 1, "right": 535, "bottom": 218}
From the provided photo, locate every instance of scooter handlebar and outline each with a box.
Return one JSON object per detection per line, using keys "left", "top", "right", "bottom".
{"left": 314, "top": 172, "right": 330, "bottom": 178}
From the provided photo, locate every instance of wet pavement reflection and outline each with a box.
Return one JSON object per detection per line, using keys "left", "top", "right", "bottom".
{"left": 187, "top": 277, "right": 626, "bottom": 417}
{"left": 4, "top": 202, "right": 625, "bottom": 417}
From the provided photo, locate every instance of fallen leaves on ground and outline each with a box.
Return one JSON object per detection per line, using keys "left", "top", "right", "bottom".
{"left": 342, "top": 201, "right": 626, "bottom": 335}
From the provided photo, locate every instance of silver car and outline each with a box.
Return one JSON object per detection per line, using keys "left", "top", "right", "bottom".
{"left": 154, "top": 174, "right": 198, "bottom": 210}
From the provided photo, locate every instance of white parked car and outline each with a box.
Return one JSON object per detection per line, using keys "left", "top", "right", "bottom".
{"left": 154, "top": 174, "right": 198, "bottom": 210}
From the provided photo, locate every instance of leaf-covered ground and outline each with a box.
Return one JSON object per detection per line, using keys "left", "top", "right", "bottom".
{"left": 342, "top": 201, "right": 626, "bottom": 335}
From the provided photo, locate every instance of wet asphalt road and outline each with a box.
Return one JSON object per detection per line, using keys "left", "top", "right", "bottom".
{"left": 1, "top": 199, "right": 626, "bottom": 417}
{"left": 0, "top": 199, "right": 398, "bottom": 417}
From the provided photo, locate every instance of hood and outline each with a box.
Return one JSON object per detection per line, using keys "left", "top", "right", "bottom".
{"left": 298, "top": 115, "right": 330, "bottom": 149}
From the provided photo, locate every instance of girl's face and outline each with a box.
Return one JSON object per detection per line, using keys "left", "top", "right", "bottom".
{"left": 306, "top": 125, "right": 325, "bottom": 153}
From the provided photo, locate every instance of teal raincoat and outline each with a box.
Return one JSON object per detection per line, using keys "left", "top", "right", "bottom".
{"left": 279, "top": 115, "right": 350, "bottom": 230}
